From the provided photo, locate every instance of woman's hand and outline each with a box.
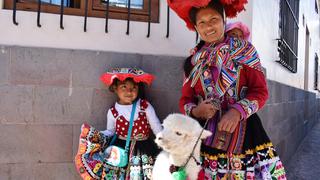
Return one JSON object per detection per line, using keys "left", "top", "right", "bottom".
{"left": 218, "top": 108, "right": 241, "bottom": 133}
{"left": 191, "top": 99, "right": 218, "bottom": 120}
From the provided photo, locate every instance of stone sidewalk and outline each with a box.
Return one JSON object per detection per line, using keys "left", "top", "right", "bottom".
{"left": 285, "top": 122, "right": 320, "bottom": 180}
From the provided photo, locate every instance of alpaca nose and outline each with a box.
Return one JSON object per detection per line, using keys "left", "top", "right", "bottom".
{"left": 157, "top": 137, "right": 163, "bottom": 140}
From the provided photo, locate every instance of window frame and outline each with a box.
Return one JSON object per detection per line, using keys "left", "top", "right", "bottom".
{"left": 4, "top": 0, "right": 159, "bottom": 23}
{"left": 277, "top": 0, "right": 300, "bottom": 73}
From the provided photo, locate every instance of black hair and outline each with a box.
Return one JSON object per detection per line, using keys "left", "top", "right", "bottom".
{"left": 109, "top": 78, "right": 146, "bottom": 100}
{"left": 189, "top": 0, "right": 225, "bottom": 26}
{"left": 183, "top": 40, "right": 205, "bottom": 77}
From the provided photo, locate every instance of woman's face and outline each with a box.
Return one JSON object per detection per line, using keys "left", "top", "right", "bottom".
{"left": 194, "top": 7, "right": 224, "bottom": 43}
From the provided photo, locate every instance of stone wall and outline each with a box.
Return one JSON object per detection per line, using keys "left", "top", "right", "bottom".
{"left": 258, "top": 81, "right": 319, "bottom": 166}
{"left": 0, "top": 45, "right": 318, "bottom": 179}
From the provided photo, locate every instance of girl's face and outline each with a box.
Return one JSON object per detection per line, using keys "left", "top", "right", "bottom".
{"left": 194, "top": 7, "right": 224, "bottom": 43}
{"left": 227, "top": 28, "right": 244, "bottom": 39}
{"left": 114, "top": 80, "right": 138, "bottom": 105}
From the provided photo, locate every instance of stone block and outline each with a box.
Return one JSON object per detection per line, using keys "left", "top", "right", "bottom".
{"left": 266, "top": 80, "right": 275, "bottom": 104}
{"left": 90, "top": 88, "right": 116, "bottom": 125}
{"left": 273, "top": 82, "right": 283, "bottom": 103}
{"left": 318, "top": 99, "right": 320, "bottom": 112}
{"left": 0, "top": 46, "right": 10, "bottom": 85}
{"left": 281, "top": 84, "right": 290, "bottom": 102}
{"left": 257, "top": 104, "right": 270, "bottom": 130}
{"left": 0, "top": 125, "right": 73, "bottom": 163}
{"left": 142, "top": 55, "right": 184, "bottom": 91}
{"left": 0, "top": 164, "right": 10, "bottom": 180}
{"left": 10, "top": 47, "right": 72, "bottom": 87}
{"left": 288, "top": 86, "right": 297, "bottom": 102}
{"left": 0, "top": 163, "right": 80, "bottom": 180}
{"left": 35, "top": 163, "right": 80, "bottom": 180}
{"left": 296, "top": 89, "right": 305, "bottom": 101}
{"left": 146, "top": 89, "right": 181, "bottom": 121}
{"left": 0, "top": 85, "right": 34, "bottom": 124}
{"left": 33, "top": 87, "right": 93, "bottom": 124}
{"left": 0, "top": 163, "right": 34, "bottom": 180}
{"left": 71, "top": 51, "right": 142, "bottom": 88}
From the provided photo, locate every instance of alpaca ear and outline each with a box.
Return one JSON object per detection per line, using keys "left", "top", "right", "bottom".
{"left": 201, "top": 130, "right": 212, "bottom": 139}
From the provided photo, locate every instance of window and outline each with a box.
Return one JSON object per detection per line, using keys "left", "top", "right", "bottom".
{"left": 277, "top": 0, "right": 300, "bottom": 73}
{"left": 4, "top": 0, "right": 159, "bottom": 22}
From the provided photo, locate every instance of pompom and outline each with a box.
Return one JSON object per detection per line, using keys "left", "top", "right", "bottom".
{"left": 167, "top": 0, "right": 248, "bottom": 30}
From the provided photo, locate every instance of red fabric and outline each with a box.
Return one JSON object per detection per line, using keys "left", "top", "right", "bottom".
{"left": 179, "top": 65, "right": 268, "bottom": 117}
{"left": 100, "top": 72, "right": 154, "bottom": 86}
{"left": 197, "top": 169, "right": 205, "bottom": 180}
{"left": 167, "top": 0, "right": 248, "bottom": 30}
{"left": 111, "top": 100, "right": 151, "bottom": 138}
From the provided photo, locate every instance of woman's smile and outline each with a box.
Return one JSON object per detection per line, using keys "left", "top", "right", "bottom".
{"left": 206, "top": 30, "right": 216, "bottom": 36}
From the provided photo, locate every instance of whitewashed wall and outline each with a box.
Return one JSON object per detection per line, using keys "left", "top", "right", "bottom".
{"left": 1, "top": 0, "right": 319, "bottom": 91}
{"left": 251, "top": 0, "right": 320, "bottom": 91}
{"left": 0, "top": 0, "right": 197, "bottom": 56}
{"left": 0, "top": 0, "right": 254, "bottom": 56}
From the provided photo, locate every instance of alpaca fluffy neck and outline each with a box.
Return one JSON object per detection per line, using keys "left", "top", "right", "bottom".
{"left": 169, "top": 140, "right": 201, "bottom": 167}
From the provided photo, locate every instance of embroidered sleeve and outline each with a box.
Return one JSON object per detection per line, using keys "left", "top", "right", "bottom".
{"left": 232, "top": 64, "right": 268, "bottom": 120}
{"left": 145, "top": 102, "right": 163, "bottom": 135}
{"left": 231, "top": 99, "right": 259, "bottom": 119}
{"left": 179, "top": 78, "right": 197, "bottom": 116}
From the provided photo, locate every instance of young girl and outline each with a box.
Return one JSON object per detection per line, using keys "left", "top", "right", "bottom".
{"left": 75, "top": 68, "right": 162, "bottom": 180}
{"left": 225, "top": 21, "right": 251, "bottom": 40}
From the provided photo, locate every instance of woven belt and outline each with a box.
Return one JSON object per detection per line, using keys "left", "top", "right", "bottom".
{"left": 118, "top": 134, "right": 148, "bottom": 141}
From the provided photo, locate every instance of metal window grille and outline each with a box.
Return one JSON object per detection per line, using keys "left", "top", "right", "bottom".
{"left": 11, "top": 0, "right": 162, "bottom": 37}
{"left": 277, "top": 0, "right": 300, "bottom": 73}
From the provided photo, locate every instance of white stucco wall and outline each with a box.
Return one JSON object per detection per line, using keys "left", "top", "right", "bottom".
{"left": 0, "top": 0, "right": 254, "bottom": 56}
{"left": 0, "top": 0, "right": 198, "bottom": 56}
{"left": 299, "top": 0, "right": 320, "bottom": 92}
{"left": 1, "top": 0, "right": 319, "bottom": 90}
{"left": 251, "top": 0, "right": 320, "bottom": 91}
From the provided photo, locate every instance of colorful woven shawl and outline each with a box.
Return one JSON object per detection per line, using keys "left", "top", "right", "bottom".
{"left": 186, "top": 37, "right": 261, "bottom": 98}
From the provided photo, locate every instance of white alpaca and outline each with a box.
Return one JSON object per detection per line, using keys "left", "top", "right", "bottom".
{"left": 152, "top": 113, "right": 212, "bottom": 180}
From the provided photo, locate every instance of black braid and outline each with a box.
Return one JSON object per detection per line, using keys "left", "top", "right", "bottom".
{"left": 183, "top": 40, "right": 205, "bottom": 77}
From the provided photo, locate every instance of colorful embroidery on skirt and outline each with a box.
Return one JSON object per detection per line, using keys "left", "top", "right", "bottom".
{"left": 201, "top": 142, "right": 286, "bottom": 180}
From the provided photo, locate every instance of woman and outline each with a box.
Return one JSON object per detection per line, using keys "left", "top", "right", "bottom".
{"left": 168, "top": 0, "right": 287, "bottom": 179}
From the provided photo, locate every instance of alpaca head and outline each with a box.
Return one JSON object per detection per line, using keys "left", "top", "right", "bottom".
{"left": 155, "top": 113, "right": 212, "bottom": 156}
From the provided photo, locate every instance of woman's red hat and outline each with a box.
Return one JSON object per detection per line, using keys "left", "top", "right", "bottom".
{"left": 167, "top": 0, "right": 248, "bottom": 30}
{"left": 100, "top": 68, "right": 154, "bottom": 86}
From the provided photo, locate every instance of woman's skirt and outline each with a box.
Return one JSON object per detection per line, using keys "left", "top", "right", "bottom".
{"left": 74, "top": 124, "right": 159, "bottom": 180}
{"left": 199, "top": 114, "right": 287, "bottom": 180}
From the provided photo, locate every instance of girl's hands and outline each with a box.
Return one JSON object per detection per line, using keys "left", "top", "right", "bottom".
{"left": 218, "top": 108, "right": 241, "bottom": 133}
{"left": 191, "top": 99, "right": 218, "bottom": 120}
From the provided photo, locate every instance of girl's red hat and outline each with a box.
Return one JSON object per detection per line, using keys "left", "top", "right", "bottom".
{"left": 167, "top": 0, "right": 248, "bottom": 30}
{"left": 100, "top": 68, "right": 154, "bottom": 86}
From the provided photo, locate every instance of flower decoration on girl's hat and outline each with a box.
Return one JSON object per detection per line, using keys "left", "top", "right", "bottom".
{"left": 167, "top": 0, "right": 248, "bottom": 30}
{"left": 100, "top": 68, "right": 155, "bottom": 86}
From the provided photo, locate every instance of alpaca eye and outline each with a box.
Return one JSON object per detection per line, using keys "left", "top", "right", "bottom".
{"left": 175, "top": 132, "right": 182, "bottom": 136}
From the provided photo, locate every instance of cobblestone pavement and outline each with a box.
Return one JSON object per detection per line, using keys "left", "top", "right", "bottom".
{"left": 285, "top": 122, "right": 320, "bottom": 180}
